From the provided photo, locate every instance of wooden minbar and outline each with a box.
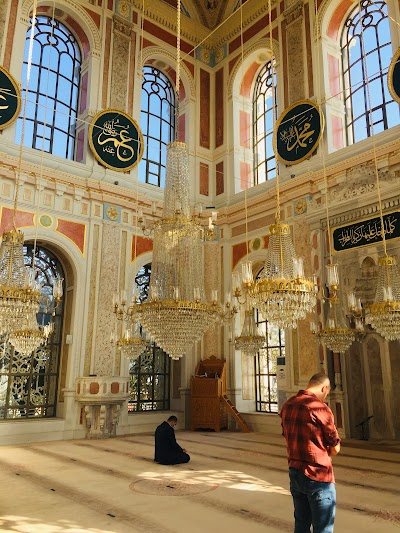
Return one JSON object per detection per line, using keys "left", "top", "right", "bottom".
{"left": 190, "top": 356, "right": 227, "bottom": 431}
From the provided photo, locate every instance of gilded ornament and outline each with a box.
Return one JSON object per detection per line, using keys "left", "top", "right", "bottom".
{"left": 106, "top": 206, "right": 119, "bottom": 221}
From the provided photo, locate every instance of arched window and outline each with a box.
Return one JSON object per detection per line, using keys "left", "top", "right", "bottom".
{"left": 139, "top": 66, "right": 176, "bottom": 187}
{"left": 128, "top": 264, "right": 171, "bottom": 412}
{"left": 253, "top": 60, "right": 277, "bottom": 184}
{"left": 0, "top": 246, "right": 65, "bottom": 419}
{"left": 15, "top": 16, "right": 82, "bottom": 159}
{"left": 254, "top": 270, "right": 284, "bottom": 413}
{"left": 341, "top": 0, "right": 399, "bottom": 144}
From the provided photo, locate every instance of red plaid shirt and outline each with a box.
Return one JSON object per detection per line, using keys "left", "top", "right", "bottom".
{"left": 281, "top": 390, "right": 341, "bottom": 483}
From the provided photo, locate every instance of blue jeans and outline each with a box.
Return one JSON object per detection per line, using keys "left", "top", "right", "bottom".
{"left": 289, "top": 468, "right": 336, "bottom": 533}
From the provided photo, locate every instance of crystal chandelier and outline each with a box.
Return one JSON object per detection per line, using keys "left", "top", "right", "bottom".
{"left": 235, "top": 308, "right": 264, "bottom": 356}
{"left": 136, "top": 142, "right": 221, "bottom": 360}
{"left": 117, "top": 323, "right": 147, "bottom": 360}
{"left": 311, "top": 264, "right": 357, "bottom": 353}
{"left": 251, "top": 223, "right": 317, "bottom": 329}
{"left": 232, "top": 262, "right": 264, "bottom": 355}
{"left": 364, "top": 255, "right": 400, "bottom": 341}
{"left": 0, "top": 229, "right": 42, "bottom": 341}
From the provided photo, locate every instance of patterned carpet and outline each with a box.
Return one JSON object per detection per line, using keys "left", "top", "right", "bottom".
{"left": 0, "top": 431, "right": 399, "bottom": 532}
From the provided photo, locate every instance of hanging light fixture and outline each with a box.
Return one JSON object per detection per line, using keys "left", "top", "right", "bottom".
{"left": 311, "top": 264, "right": 357, "bottom": 353}
{"left": 354, "top": 7, "right": 400, "bottom": 342}
{"left": 136, "top": 143, "right": 221, "bottom": 360}
{"left": 249, "top": 0, "right": 317, "bottom": 330}
{"left": 0, "top": 230, "right": 41, "bottom": 338}
{"left": 114, "top": 1, "right": 222, "bottom": 360}
{"left": 234, "top": 300, "right": 264, "bottom": 356}
{"left": 0, "top": 2, "right": 63, "bottom": 356}
{"left": 364, "top": 256, "right": 400, "bottom": 340}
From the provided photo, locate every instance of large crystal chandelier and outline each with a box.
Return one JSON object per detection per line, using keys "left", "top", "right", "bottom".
{"left": 251, "top": 223, "right": 317, "bottom": 329}
{"left": 364, "top": 255, "right": 400, "bottom": 340}
{"left": 136, "top": 142, "right": 221, "bottom": 360}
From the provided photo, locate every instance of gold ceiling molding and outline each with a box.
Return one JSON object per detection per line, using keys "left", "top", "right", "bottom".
{"left": 130, "top": 0, "right": 278, "bottom": 52}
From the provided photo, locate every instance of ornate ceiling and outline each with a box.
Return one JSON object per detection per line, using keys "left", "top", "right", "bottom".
{"left": 162, "top": 0, "right": 249, "bottom": 29}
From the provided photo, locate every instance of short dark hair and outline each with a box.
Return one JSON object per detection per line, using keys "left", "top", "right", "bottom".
{"left": 308, "top": 373, "right": 330, "bottom": 387}
{"left": 167, "top": 415, "right": 178, "bottom": 422}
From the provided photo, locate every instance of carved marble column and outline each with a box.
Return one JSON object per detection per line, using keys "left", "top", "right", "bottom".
{"left": 203, "top": 240, "right": 221, "bottom": 358}
{"left": 283, "top": 0, "right": 306, "bottom": 104}
{"left": 93, "top": 223, "right": 121, "bottom": 376}
{"left": 110, "top": 16, "right": 133, "bottom": 111}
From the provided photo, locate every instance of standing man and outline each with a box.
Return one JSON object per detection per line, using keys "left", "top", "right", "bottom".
{"left": 154, "top": 415, "right": 190, "bottom": 465}
{"left": 281, "top": 373, "right": 341, "bottom": 533}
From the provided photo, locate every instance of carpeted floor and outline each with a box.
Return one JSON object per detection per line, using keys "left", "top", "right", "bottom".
{"left": 0, "top": 431, "right": 400, "bottom": 532}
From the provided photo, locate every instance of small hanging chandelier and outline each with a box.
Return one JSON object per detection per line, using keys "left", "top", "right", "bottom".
{"left": 311, "top": 264, "right": 358, "bottom": 353}
{"left": 235, "top": 308, "right": 264, "bottom": 356}
{"left": 251, "top": 223, "right": 317, "bottom": 329}
{"left": 116, "top": 323, "right": 147, "bottom": 360}
{"left": 364, "top": 255, "right": 400, "bottom": 341}
{"left": 0, "top": 229, "right": 42, "bottom": 336}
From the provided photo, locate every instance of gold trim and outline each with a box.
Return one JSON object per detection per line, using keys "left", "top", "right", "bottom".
{"left": 388, "top": 47, "right": 400, "bottom": 104}
{"left": 273, "top": 99, "right": 325, "bottom": 166}
{"left": 331, "top": 209, "right": 400, "bottom": 254}
{"left": 0, "top": 66, "right": 22, "bottom": 131}
{"left": 88, "top": 108, "right": 144, "bottom": 172}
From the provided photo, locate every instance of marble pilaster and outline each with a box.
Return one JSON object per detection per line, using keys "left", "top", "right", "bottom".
{"left": 110, "top": 16, "right": 133, "bottom": 111}
{"left": 283, "top": 1, "right": 306, "bottom": 104}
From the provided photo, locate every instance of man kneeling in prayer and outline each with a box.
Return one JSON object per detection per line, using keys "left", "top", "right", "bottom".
{"left": 154, "top": 415, "right": 190, "bottom": 465}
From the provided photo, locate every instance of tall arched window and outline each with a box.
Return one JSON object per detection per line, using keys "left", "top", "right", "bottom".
{"left": 254, "top": 270, "right": 284, "bottom": 413}
{"left": 128, "top": 264, "right": 171, "bottom": 412}
{"left": 341, "top": 0, "right": 399, "bottom": 144}
{"left": 139, "top": 66, "right": 176, "bottom": 187}
{"left": 0, "top": 246, "right": 65, "bottom": 419}
{"left": 15, "top": 16, "right": 82, "bottom": 159}
{"left": 253, "top": 60, "right": 277, "bottom": 184}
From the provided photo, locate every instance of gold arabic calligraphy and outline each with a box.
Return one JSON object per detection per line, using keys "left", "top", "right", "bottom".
{"left": 337, "top": 215, "right": 398, "bottom": 249}
{"left": 0, "top": 88, "right": 11, "bottom": 116}
{"left": 97, "top": 119, "right": 136, "bottom": 162}
{"left": 280, "top": 113, "right": 315, "bottom": 153}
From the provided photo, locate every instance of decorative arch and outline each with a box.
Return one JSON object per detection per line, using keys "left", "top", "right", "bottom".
{"left": 228, "top": 38, "right": 279, "bottom": 99}
{"left": 139, "top": 46, "right": 195, "bottom": 101}
{"left": 20, "top": 0, "right": 101, "bottom": 57}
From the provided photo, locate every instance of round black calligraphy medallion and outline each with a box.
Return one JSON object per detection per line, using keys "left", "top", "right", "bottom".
{"left": 0, "top": 66, "right": 21, "bottom": 130}
{"left": 388, "top": 48, "right": 400, "bottom": 104}
{"left": 274, "top": 99, "right": 324, "bottom": 166}
{"left": 88, "top": 109, "right": 144, "bottom": 172}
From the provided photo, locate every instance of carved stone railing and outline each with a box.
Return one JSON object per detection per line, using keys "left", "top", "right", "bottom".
{"left": 75, "top": 376, "right": 130, "bottom": 439}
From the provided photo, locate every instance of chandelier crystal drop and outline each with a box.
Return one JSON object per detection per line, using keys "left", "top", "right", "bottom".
{"left": 137, "top": 142, "right": 221, "bottom": 360}
{"left": 364, "top": 255, "right": 400, "bottom": 341}
{"left": 251, "top": 223, "right": 317, "bottom": 329}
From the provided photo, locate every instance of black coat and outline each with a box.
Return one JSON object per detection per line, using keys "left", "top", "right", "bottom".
{"left": 154, "top": 421, "right": 183, "bottom": 463}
